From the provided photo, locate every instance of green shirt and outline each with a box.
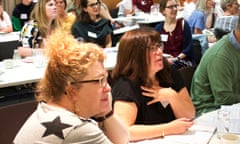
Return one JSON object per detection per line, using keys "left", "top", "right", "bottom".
{"left": 191, "top": 33, "right": 240, "bottom": 116}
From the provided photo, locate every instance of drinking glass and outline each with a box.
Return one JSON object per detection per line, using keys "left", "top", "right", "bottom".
{"left": 217, "top": 110, "right": 230, "bottom": 140}
{"left": 32, "top": 49, "right": 44, "bottom": 68}
{"left": 150, "top": 4, "right": 159, "bottom": 16}
{"left": 13, "top": 49, "right": 21, "bottom": 66}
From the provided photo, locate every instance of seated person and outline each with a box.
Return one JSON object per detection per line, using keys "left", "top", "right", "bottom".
{"left": 67, "top": 0, "right": 114, "bottom": 23}
{"left": 56, "top": 0, "right": 76, "bottom": 32}
{"left": 17, "top": 0, "right": 59, "bottom": 57}
{"left": 191, "top": 11, "right": 240, "bottom": 116}
{"left": 72, "top": 0, "right": 113, "bottom": 48}
{"left": 111, "top": 27, "right": 195, "bottom": 141}
{"left": 0, "top": 3, "right": 13, "bottom": 33}
{"left": 14, "top": 29, "right": 129, "bottom": 144}
{"left": 155, "top": 0, "right": 194, "bottom": 69}
{"left": 117, "top": 0, "right": 153, "bottom": 17}
{"left": 214, "top": 0, "right": 239, "bottom": 40}
{"left": 12, "top": 0, "right": 35, "bottom": 31}
{"left": 188, "top": 0, "right": 216, "bottom": 43}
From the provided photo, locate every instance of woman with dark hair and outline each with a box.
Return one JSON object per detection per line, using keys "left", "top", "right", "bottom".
{"left": 155, "top": 0, "right": 194, "bottom": 69}
{"left": 71, "top": 0, "right": 113, "bottom": 48}
{"left": 14, "top": 29, "right": 129, "bottom": 144}
{"left": 111, "top": 27, "right": 195, "bottom": 141}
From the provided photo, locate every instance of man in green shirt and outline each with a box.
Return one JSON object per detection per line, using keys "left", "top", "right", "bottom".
{"left": 191, "top": 12, "right": 240, "bottom": 116}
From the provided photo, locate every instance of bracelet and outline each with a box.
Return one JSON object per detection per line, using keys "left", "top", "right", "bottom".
{"left": 162, "top": 127, "right": 165, "bottom": 137}
{"left": 93, "top": 110, "right": 114, "bottom": 122}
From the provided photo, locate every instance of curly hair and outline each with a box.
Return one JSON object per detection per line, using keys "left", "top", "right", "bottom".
{"left": 36, "top": 29, "right": 105, "bottom": 102}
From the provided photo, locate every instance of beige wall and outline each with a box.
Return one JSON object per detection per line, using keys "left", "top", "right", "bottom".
{"left": 2, "top": 0, "right": 21, "bottom": 16}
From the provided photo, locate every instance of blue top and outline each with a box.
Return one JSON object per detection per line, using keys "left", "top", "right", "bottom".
{"left": 187, "top": 10, "right": 205, "bottom": 33}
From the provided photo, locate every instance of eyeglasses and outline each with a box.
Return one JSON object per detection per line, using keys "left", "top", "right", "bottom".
{"left": 165, "top": 4, "right": 179, "bottom": 9}
{"left": 149, "top": 42, "right": 164, "bottom": 52}
{"left": 71, "top": 73, "right": 108, "bottom": 88}
{"left": 88, "top": 1, "right": 100, "bottom": 8}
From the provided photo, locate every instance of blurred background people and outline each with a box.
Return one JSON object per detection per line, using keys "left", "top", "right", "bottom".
{"left": 191, "top": 11, "right": 240, "bottom": 116}
{"left": 56, "top": 0, "right": 76, "bottom": 32}
{"left": 221, "top": 0, "right": 239, "bottom": 16}
{"left": 187, "top": 0, "right": 216, "bottom": 43}
{"left": 183, "top": 0, "right": 197, "bottom": 20}
{"left": 155, "top": 0, "right": 194, "bottom": 69}
{"left": 12, "top": 0, "right": 36, "bottom": 31}
{"left": 0, "top": 3, "right": 13, "bottom": 33}
{"left": 214, "top": 0, "right": 239, "bottom": 39}
{"left": 111, "top": 27, "right": 195, "bottom": 141}
{"left": 67, "top": 0, "right": 114, "bottom": 22}
{"left": 188, "top": 0, "right": 215, "bottom": 34}
{"left": 14, "top": 29, "right": 129, "bottom": 144}
{"left": 17, "top": 0, "right": 59, "bottom": 57}
{"left": 117, "top": 0, "right": 153, "bottom": 17}
{"left": 71, "top": 0, "right": 113, "bottom": 48}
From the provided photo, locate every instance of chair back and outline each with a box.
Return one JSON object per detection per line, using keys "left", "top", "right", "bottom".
{"left": 192, "top": 39, "right": 202, "bottom": 65}
{"left": 178, "top": 66, "right": 196, "bottom": 92}
{"left": 0, "top": 101, "right": 37, "bottom": 144}
{"left": 0, "top": 40, "right": 18, "bottom": 61}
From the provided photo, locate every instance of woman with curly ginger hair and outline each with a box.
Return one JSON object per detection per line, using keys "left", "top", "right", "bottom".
{"left": 14, "top": 30, "right": 129, "bottom": 144}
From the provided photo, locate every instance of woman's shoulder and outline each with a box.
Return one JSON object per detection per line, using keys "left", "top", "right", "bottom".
{"left": 155, "top": 21, "right": 164, "bottom": 31}
{"left": 113, "top": 77, "right": 141, "bottom": 89}
{"left": 21, "top": 20, "right": 37, "bottom": 30}
{"left": 192, "top": 10, "right": 204, "bottom": 17}
{"left": 3, "top": 11, "right": 10, "bottom": 17}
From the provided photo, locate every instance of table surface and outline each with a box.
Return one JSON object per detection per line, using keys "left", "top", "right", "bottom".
{"left": 113, "top": 11, "right": 183, "bottom": 24}
{"left": 0, "top": 48, "right": 117, "bottom": 88}
{"left": 0, "top": 32, "right": 20, "bottom": 42}
{"left": 130, "top": 103, "right": 240, "bottom": 144}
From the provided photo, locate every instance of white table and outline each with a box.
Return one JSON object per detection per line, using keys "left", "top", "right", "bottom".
{"left": 113, "top": 24, "right": 140, "bottom": 35}
{"left": 130, "top": 103, "right": 240, "bottom": 144}
{"left": 0, "top": 48, "right": 117, "bottom": 88}
{"left": 0, "top": 32, "right": 20, "bottom": 42}
{"left": 113, "top": 11, "right": 184, "bottom": 25}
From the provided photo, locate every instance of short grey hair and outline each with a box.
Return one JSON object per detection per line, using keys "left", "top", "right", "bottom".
{"left": 221, "top": 0, "right": 236, "bottom": 11}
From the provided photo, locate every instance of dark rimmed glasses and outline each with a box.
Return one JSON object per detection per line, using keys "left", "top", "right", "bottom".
{"left": 70, "top": 73, "right": 108, "bottom": 88}
{"left": 88, "top": 1, "right": 101, "bottom": 8}
{"left": 165, "top": 4, "right": 179, "bottom": 9}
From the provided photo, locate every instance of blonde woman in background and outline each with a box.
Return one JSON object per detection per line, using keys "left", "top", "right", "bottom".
{"left": 187, "top": 0, "right": 216, "bottom": 42}
{"left": 17, "top": 0, "right": 59, "bottom": 57}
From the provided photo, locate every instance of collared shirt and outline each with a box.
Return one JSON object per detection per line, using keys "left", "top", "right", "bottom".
{"left": 229, "top": 30, "right": 240, "bottom": 50}
{"left": 214, "top": 16, "right": 239, "bottom": 32}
